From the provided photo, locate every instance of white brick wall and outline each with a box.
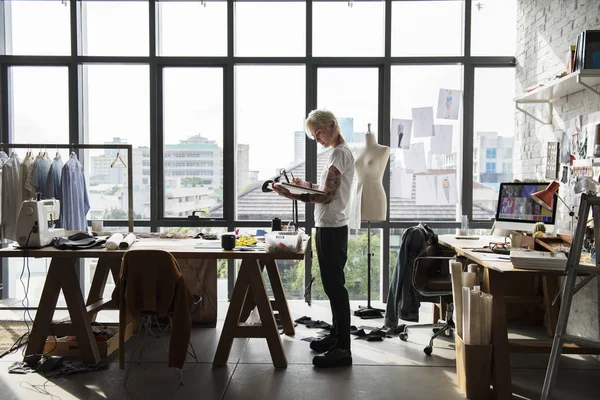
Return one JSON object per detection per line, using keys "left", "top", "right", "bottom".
{"left": 516, "top": 0, "right": 600, "bottom": 341}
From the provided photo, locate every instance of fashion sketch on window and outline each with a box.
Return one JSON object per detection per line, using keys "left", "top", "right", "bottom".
{"left": 391, "top": 118, "right": 412, "bottom": 149}
{"left": 436, "top": 88, "right": 462, "bottom": 120}
{"left": 436, "top": 173, "right": 458, "bottom": 204}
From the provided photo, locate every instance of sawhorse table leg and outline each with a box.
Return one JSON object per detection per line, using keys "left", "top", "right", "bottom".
{"left": 213, "top": 258, "right": 289, "bottom": 368}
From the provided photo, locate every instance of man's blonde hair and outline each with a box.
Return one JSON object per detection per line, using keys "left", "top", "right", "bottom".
{"left": 305, "top": 109, "right": 340, "bottom": 140}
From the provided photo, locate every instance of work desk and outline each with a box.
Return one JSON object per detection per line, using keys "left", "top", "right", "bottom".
{"left": 0, "top": 238, "right": 308, "bottom": 368}
{"left": 439, "top": 234, "right": 598, "bottom": 400}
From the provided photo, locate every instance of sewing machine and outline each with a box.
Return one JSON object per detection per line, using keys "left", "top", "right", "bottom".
{"left": 16, "top": 199, "right": 65, "bottom": 248}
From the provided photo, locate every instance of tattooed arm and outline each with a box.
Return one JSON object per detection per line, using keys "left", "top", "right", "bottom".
{"left": 273, "top": 165, "right": 340, "bottom": 203}
{"left": 307, "top": 165, "right": 340, "bottom": 204}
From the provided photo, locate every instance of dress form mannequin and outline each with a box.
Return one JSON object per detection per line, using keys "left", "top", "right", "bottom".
{"left": 353, "top": 124, "right": 390, "bottom": 318}
{"left": 354, "top": 126, "right": 390, "bottom": 222}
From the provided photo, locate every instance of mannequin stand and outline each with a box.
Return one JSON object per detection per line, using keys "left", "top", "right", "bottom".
{"left": 354, "top": 221, "right": 385, "bottom": 319}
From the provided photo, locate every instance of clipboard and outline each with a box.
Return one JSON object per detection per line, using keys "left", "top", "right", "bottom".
{"left": 280, "top": 182, "right": 326, "bottom": 195}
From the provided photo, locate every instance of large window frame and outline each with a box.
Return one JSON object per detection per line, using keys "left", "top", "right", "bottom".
{"left": 0, "top": 0, "right": 515, "bottom": 302}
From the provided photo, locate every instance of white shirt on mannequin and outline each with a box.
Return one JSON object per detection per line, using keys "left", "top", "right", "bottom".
{"left": 349, "top": 132, "right": 390, "bottom": 228}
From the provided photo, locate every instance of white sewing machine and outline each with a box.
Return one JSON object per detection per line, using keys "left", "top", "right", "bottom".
{"left": 16, "top": 199, "right": 65, "bottom": 248}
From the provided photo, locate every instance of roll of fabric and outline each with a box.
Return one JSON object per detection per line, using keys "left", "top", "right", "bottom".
{"left": 469, "top": 289, "right": 482, "bottom": 345}
{"left": 462, "top": 286, "right": 471, "bottom": 344}
{"left": 450, "top": 261, "right": 464, "bottom": 338}
{"left": 119, "top": 233, "right": 136, "bottom": 249}
{"left": 105, "top": 233, "right": 124, "bottom": 250}
{"left": 461, "top": 271, "right": 476, "bottom": 289}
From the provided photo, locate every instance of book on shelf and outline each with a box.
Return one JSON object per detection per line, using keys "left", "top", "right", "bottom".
{"left": 510, "top": 250, "right": 567, "bottom": 271}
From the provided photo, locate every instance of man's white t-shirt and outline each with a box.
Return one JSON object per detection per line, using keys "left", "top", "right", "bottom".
{"left": 315, "top": 142, "right": 355, "bottom": 228}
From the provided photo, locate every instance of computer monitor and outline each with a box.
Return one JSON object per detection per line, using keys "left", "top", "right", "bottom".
{"left": 492, "top": 182, "right": 558, "bottom": 234}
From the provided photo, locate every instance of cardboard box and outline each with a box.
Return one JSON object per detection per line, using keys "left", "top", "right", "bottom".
{"left": 455, "top": 334, "right": 493, "bottom": 399}
{"left": 43, "top": 323, "right": 134, "bottom": 358}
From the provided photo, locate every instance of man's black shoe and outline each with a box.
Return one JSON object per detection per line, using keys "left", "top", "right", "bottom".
{"left": 312, "top": 348, "right": 352, "bottom": 368}
{"left": 309, "top": 335, "right": 337, "bottom": 353}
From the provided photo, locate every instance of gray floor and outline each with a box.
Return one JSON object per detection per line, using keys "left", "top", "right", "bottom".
{"left": 0, "top": 300, "right": 599, "bottom": 400}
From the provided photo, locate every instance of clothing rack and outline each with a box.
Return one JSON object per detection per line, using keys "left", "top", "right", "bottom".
{"left": 1, "top": 143, "right": 134, "bottom": 232}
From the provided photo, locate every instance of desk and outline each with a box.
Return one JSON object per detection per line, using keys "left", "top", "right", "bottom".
{"left": 439, "top": 235, "right": 564, "bottom": 400}
{"left": 0, "top": 238, "right": 307, "bottom": 368}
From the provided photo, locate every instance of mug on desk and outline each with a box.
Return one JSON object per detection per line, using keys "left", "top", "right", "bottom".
{"left": 91, "top": 220, "right": 104, "bottom": 232}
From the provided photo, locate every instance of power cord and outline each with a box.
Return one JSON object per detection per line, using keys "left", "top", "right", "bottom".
{"left": 2, "top": 227, "right": 58, "bottom": 360}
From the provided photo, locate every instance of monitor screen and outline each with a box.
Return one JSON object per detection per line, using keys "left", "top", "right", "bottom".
{"left": 494, "top": 182, "right": 557, "bottom": 233}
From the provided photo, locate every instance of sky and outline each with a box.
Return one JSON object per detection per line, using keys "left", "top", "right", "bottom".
{"left": 6, "top": 0, "right": 517, "bottom": 180}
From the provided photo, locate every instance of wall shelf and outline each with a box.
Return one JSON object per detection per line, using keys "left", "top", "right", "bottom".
{"left": 515, "top": 69, "right": 600, "bottom": 124}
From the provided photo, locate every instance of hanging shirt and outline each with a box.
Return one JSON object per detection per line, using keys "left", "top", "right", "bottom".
{"left": 1, "top": 153, "right": 22, "bottom": 241}
{"left": 46, "top": 155, "right": 64, "bottom": 201}
{"left": 30, "top": 156, "right": 52, "bottom": 199}
{"left": 20, "top": 154, "right": 36, "bottom": 201}
{"left": 60, "top": 154, "right": 90, "bottom": 231}
{"left": 0, "top": 151, "right": 8, "bottom": 168}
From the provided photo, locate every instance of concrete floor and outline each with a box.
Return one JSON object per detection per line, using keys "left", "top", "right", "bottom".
{"left": 0, "top": 300, "right": 599, "bottom": 400}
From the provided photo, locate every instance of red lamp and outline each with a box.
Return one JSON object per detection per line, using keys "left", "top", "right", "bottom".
{"left": 531, "top": 181, "right": 575, "bottom": 219}
{"left": 530, "top": 181, "right": 560, "bottom": 211}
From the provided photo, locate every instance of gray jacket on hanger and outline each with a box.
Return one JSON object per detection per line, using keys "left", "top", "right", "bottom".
{"left": 385, "top": 223, "right": 437, "bottom": 328}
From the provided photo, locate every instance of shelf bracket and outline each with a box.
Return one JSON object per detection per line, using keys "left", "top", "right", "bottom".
{"left": 515, "top": 100, "right": 553, "bottom": 125}
{"left": 577, "top": 75, "right": 600, "bottom": 97}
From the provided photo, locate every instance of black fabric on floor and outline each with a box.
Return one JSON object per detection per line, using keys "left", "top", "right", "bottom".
{"left": 294, "top": 316, "right": 331, "bottom": 330}
{"left": 45, "top": 360, "right": 108, "bottom": 378}
{"left": 294, "top": 316, "right": 312, "bottom": 324}
{"left": 351, "top": 326, "right": 394, "bottom": 341}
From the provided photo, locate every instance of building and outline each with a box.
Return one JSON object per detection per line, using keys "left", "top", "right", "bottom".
{"left": 474, "top": 131, "right": 514, "bottom": 185}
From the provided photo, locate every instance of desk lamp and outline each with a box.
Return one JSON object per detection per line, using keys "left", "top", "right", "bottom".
{"left": 531, "top": 181, "right": 576, "bottom": 230}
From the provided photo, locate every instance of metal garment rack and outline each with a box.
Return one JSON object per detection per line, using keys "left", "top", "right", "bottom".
{"left": 541, "top": 193, "right": 600, "bottom": 399}
{"left": 1, "top": 143, "right": 134, "bottom": 232}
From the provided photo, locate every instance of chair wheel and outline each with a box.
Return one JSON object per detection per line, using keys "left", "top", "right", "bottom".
{"left": 424, "top": 346, "right": 432, "bottom": 356}
{"left": 399, "top": 333, "right": 408, "bottom": 341}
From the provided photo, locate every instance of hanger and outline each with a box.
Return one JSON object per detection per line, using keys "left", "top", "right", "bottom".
{"left": 55, "top": 145, "right": 60, "bottom": 158}
{"left": 111, "top": 150, "right": 128, "bottom": 168}
{"left": 70, "top": 144, "right": 76, "bottom": 157}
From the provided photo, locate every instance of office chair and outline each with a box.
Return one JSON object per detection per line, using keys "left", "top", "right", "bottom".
{"left": 398, "top": 249, "right": 456, "bottom": 355}
{"left": 116, "top": 249, "right": 201, "bottom": 385}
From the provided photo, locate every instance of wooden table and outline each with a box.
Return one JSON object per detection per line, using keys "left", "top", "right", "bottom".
{"left": 438, "top": 235, "right": 565, "bottom": 400}
{"left": 0, "top": 238, "right": 307, "bottom": 368}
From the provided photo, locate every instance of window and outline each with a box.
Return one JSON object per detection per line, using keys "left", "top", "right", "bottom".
{"left": 157, "top": 1, "right": 227, "bottom": 56}
{"left": 318, "top": 68, "right": 379, "bottom": 138}
{"left": 163, "top": 67, "right": 224, "bottom": 219}
{"left": 471, "top": 0, "right": 517, "bottom": 56}
{"left": 235, "top": 2, "right": 305, "bottom": 57}
{"left": 9, "top": 66, "right": 69, "bottom": 143}
{"left": 234, "top": 65, "right": 305, "bottom": 221}
{"left": 310, "top": 228, "right": 383, "bottom": 301}
{"left": 4, "top": 0, "right": 71, "bottom": 56}
{"left": 391, "top": 1, "right": 463, "bottom": 57}
{"left": 473, "top": 67, "right": 515, "bottom": 219}
{"left": 313, "top": 2, "right": 384, "bottom": 57}
{"left": 0, "top": 1, "right": 516, "bottom": 306}
{"left": 5, "top": 65, "right": 70, "bottom": 307}
{"left": 80, "top": 1, "right": 149, "bottom": 56}
{"left": 82, "top": 64, "right": 149, "bottom": 220}
{"left": 389, "top": 65, "right": 463, "bottom": 221}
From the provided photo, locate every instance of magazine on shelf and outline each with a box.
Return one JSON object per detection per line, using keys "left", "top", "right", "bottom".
{"left": 509, "top": 250, "right": 568, "bottom": 271}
